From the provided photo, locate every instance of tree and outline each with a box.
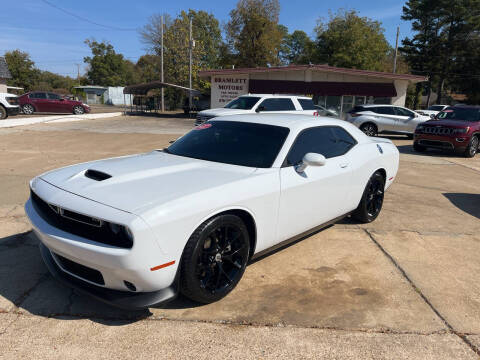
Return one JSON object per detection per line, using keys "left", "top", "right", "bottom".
{"left": 141, "top": 10, "right": 222, "bottom": 108}
{"left": 313, "top": 10, "right": 391, "bottom": 71}
{"left": 279, "top": 28, "right": 315, "bottom": 64}
{"left": 83, "top": 39, "right": 134, "bottom": 86}
{"left": 226, "top": 0, "right": 283, "bottom": 67}
{"left": 4, "top": 50, "right": 39, "bottom": 91}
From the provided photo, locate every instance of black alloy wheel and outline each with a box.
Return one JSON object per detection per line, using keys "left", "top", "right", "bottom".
{"left": 465, "top": 136, "right": 478, "bottom": 158}
{"left": 360, "top": 123, "right": 377, "bottom": 137}
{"left": 180, "top": 214, "right": 250, "bottom": 303}
{"left": 352, "top": 172, "right": 385, "bottom": 223}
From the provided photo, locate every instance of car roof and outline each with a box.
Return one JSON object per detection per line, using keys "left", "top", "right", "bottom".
{"left": 359, "top": 104, "right": 397, "bottom": 108}
{"left": 212, "top": 113, "right": 350, "bottom": 130}
{"left": 241, "top": 94, "right": 311, "bottom": 99}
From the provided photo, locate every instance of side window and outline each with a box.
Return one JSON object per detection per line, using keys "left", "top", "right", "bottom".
{"left": 286, "top": 126, "right": 356, "bottom": 166}
{"left": 298, "top": 98, "right": 316, "bottom": 110}
{"left": 394, "top": 107, "right": 414, "bottom": 117}
{"left": 258, "top": 98, "right": 296, "bottom": 111}
{"left": 376, "top": 107, "right": 395, "bottom": 115}
{"left": 48, "top": 93, "right": 61, "bottom": 100}
{"left": 30, "top": 93, "right": 47, "bottom": 99}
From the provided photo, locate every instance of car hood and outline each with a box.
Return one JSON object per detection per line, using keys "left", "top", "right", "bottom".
{"left": 39, "top": 151, "right": 256, "bottom": 213}
{"left": 423, "top": 119, "right": 473, "bottom": 127}
{"left": 199, "top": 108, "right": 251, "bottom": 117}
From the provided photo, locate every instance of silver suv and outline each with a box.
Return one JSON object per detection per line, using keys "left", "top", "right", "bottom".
{"left": 346, "top": 104, "right": 430, "bottom": 137}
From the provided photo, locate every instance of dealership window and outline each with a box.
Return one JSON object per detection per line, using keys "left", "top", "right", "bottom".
{"left": 313, "top": 95, "right": 369, "bottom": 118}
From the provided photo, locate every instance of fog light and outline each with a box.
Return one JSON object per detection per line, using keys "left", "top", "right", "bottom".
{"left": 124, "top": 281, "right": 137, "bottom": 292}
{"left": 456, "top": 138, "right": 466, "bottom": 142}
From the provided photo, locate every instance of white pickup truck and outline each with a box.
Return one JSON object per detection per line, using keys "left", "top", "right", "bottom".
{"left": 196, "top": 94, "right": 318, "bottom": 125}
{"left": 0, "top": 92, "right": 19, "bottom": 119}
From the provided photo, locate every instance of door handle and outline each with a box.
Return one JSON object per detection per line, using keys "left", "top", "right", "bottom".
{"left": 340, "top": 163, "right": 349, "bottom": 168}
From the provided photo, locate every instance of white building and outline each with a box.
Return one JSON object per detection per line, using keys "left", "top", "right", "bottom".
{"left": 199, "top": 64, "right": 426, "bottom": 116}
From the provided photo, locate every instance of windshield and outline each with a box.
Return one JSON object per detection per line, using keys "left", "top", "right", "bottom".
{"left": 166, "top": 121, "right": 289, "bottom": 168}
{"left": 224, "top": 96, "right": 260, "bottom": 110}
{"left": 428, "top": 105, "right": 445, "bottom": 111}
{"left": 437, "top": 107, "right": 480, "bottom": 122}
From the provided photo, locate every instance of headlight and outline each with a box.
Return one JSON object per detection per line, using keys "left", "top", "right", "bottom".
{"left": 416, "top": 125, "right": 425, "bottom": 132}
{"left": 452, "top": 127, "right": 469, "bottom": 134}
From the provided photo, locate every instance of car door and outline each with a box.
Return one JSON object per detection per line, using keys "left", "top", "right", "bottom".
{"left": 29, "top": 92, "right": 50, "bottom": 112}
{"left": 47, "top": 93, "right": 69, "bottom": 113}
{"left": 255, "top": 98, "right": 298, "bottom": 114}
{"left": 276, "top": 126, "right": 355, "bottom": 242}
{"left": 393, "top": 107, "right": 423, "bottom": 133}
{"left": 371, "top": 106, "right": 398, "bottom": 132}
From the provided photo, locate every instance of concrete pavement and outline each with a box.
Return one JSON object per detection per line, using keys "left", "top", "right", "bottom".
{"left": 0, "top": 116, "right": 479, "bottom": 359}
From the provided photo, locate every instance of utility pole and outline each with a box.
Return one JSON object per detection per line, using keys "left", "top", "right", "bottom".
{"left": 189, "top": 18, "right": 194, "bottom": 111}
{"left": 75, "top": 63, "right": 80, "bottom": 82}
{"left": 393, "top": 26, "right": 400, "bottom": 73}
{"left": 161, "top": 15, "right": 164, "bottom": 112}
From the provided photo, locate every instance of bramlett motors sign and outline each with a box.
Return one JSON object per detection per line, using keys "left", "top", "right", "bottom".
{"left": 210, "top": 75, "right": 249, "bottom": 108}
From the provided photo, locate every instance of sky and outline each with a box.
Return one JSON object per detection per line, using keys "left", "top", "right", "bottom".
{"left": 0, "top": 0, "right": 412, "bottom": 77}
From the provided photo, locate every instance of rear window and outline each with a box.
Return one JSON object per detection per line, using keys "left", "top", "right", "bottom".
{"left": 350, "top": 106, "right": 365, "bottom": 113}
{"left": 298, "top": 98, "right": 316, "bottom": 110}
{"left": 258, "top": 98, "right": 296, "bottom": 111}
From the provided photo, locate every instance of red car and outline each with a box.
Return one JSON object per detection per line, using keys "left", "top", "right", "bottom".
{"left": 413, "top": 105, "right": 480, "bottom": 158}
{"left": 18, "top": 92, "right": 90, "bottom": 115}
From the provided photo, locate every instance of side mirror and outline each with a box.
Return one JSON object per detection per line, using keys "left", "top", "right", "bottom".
{"left": 255, "top": 106, "right": 265, "bottom": 113}
{"left": 295, "top": 153, "right": 326, "bottom": 173}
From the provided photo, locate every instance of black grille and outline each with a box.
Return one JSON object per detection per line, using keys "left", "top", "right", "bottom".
{"left": 31, "top": 190, "right": 133, "bottom": 248}
{"left": 85, "top": 169, "right": 112, "bottom": 181}
{"left": 54, "top": 253, "right": 105, "bottom": 285}
{"left": 420, "top": 126, "right": 455, "bottom": 135}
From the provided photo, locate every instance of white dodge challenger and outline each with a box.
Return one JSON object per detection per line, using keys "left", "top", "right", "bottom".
{"left": 25, "top": 114, "right": 399, "bottom": 309}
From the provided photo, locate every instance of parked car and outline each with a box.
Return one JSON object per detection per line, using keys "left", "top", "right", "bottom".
{"left": 413, "top": 105, "right": 480, "bottom": 158}
{"left": 195, "top": 94, "right": 318, "bottom": 125}
{"left": 346, "top": 104, "right": 431, "bottom": 138}
{"left": 0, "top": 92, "right": 19, "bottom": 119}
{"left": 26, "top": 114, "right": 399, "bottom": 309}
{"left": 416, "top": 105, "right": 449, "bottom": 117}
{"left": 18, "top": 92, "right": 90, "bottom": 115}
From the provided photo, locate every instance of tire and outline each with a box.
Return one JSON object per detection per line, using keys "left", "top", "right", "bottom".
{"left": 22, "top": 104, "right": 35, "bottom": 115}
{"left": 352, "top": 171, "right": 385, "bottom": 223}
{"left": 0, "top": 105, "right": 6, "bottom": 120}
{"left": 73, "top": 105, "right": 85, "bottom": 115}
{"left": 180, "top": 214, "right": 250, "bottom": 304}
{"left": 360, "top": 123, "right": 377, "bottom": 137}
{"left": 464, "top": 136, "right": 479, "bottom": 158}
{"left": 413, "top": 142, "right": 426, "bottom": 152}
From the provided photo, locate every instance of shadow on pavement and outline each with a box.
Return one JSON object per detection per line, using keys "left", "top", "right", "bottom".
{"left": 443, "top": 193, "right": 480, "bottom": 219}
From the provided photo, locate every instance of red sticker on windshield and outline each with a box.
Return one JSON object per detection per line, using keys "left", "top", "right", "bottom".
{"left": 194, "top": 123, "right": 212, "bottom": 130}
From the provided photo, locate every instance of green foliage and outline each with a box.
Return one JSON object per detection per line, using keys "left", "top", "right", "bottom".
{"left": 4, "top": 50, "right": 39, "bottom": 91}
{"left": 83, "top": 39, "right": 136, "bottom": 86}
{"left": 279, "top": 29, "right": 315, "bottom": 64}
{"left": 313, "top": 10, "right": 391, "bottom": 71}
{"left": 140, "top": 10, "right": 222, "bottom": 109}
{"left": 226, "top": 0, "right": 283, "bottom": 67}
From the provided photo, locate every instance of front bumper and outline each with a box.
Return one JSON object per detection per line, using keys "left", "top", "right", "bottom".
{"left": 25, "top": 178, "right": 180, "bottom": 309}
{"left": 414, "top": 133, "right": 468, "bottom": 152}
{"left": 39, "top": 242, "right": 178, "bottom": 310}
{"left": 6, "top": 106, "right": 20, "bottom": 116}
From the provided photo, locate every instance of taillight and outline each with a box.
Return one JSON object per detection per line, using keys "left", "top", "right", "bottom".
{"left": 313, "top": 111, "right": 319, "bottom": 116}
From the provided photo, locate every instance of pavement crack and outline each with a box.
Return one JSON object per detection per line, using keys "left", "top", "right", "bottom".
{"left": 0, "top": 314, "right": 20, "bottom": 337}
{"left": 364, "top": 228, "right": 480, "bottom": 357}
{"left": 14, "top": 273, "right": 50, "bottom": 308}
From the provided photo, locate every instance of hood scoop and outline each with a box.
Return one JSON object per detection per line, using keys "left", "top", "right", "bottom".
{"left": 85, "top": 169, "right": 112, "bottom": 181}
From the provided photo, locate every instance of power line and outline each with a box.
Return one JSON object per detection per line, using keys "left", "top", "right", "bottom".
{"left": 40, "top": 0, "right": 137, "bottom": 31}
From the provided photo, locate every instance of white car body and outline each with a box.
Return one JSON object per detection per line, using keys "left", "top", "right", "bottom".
{"left": 347, "top": 104, "right": 431, "bottom": 135}
{"left": 196, "top": 94, "right": 317, "bottom": 125}
{"left": 416, "top": 105, "right": 449, "bottom": 117}
{"left": 0, "top": 92, "right": 19, "bottom": 119}
{"left": 25, "top": 114, "right": 399, "bottom": 309}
